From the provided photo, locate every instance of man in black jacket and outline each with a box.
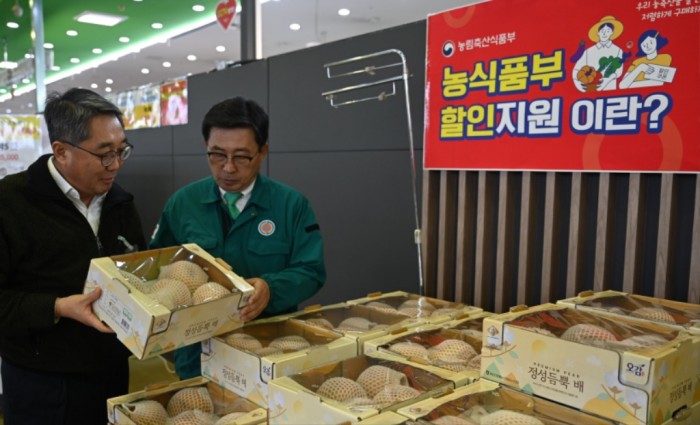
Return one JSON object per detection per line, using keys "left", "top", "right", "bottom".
{"left": 0, "top": 88, "right": 146, "bottom": 424}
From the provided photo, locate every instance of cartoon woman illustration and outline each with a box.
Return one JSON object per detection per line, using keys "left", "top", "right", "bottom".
{"left": 572, "top": 16, "right": 625, "bottom": 92}
{"left": 619, "top": 30, "right": 671, "bottom": 89}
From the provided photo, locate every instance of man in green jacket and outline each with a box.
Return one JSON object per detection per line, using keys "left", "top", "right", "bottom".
{"left": 149, "top": 97, "right": 326, "bottom": 379}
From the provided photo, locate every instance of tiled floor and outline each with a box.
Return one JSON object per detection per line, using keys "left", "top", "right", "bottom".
{"left": 0, "top": 355, "right": 179, "bottom": 424}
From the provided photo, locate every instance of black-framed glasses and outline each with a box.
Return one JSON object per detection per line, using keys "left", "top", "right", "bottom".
{"left": 65, "top": 141, "right": 133, "bottom": 167}
{"left": 207, "top": 151, "right": 258, "bottom": 167}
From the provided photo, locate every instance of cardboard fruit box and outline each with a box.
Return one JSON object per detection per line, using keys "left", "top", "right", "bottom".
{"left": 85, "top": 243, "right": 254, "bottom": 359}
{"left": 363, "top": 312, "right": 494, "bottom": 387}
{"left": 481, "top": 303, "right": 700, "bottom": 425}
{"left": 267, "top": 351, "right": 455, "bottom": 424}
{"left": 201, "top": 317, "right": 358, "bottom": 408}
{"left": 107, "top": 376, "right": 266, "bottom": 425}
{"left": 557, "top": 290, "right": 700, "bottom": 335}
{"left": 398, "top": 379, "right": 616, "bottom": 424}
{"left": 346, "top": 291, "right": 483, "bottom": 324}
{"left": 260, "top": 302, "right": 420, "bottom": 354}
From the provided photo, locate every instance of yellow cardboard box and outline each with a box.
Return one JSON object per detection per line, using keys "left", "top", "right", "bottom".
{"left": 258, "top": 302, "right": 420, "bottom": 354}
{"left": 558, "top": 290, "right": 700, "bottom": 335}
{"left": 398, "top": 379, "right": 616, "bottom": 424}
{"left": 107, "top": 376, "right": 266, "bottom": 424}
{"left": 201, "top": 317, "right": 358, "bottom": 408}
{"left": 267, "top": 351, "right": 454, "bottom": 424}
{"left": 85, "top": 243, "right": 254, "bottom": 359}
{"left": 362, "top": 314, "right": 495, "bottom": 387}
{"left": 481, "top": 304, "right": 700, "bottom": 425}
{"left": 346, "top": 291, "right": 483, "bottom": 324}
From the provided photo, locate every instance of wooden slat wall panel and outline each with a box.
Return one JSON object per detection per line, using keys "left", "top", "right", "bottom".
{"left": 422, "top": 171, "right": 699, "bottom": 309}
{"left": 455, "top": 171, "right": 478, "bottom": 305}
{"left": 593, "top": 173, "right": 611, "bottom": 292}
{"left": 540, "top": 173, "right": 557, "bottom": 304}
{"left": 437, "top": 171, "right": 458, "bottom": 301}
{"left": 654, "top": 174, "right": 674, "bottom": 299}
{"left": 421, "top": 171, "right": 440, "bottom": 297}
{"left": 690, "top": 177, "right": 700, "bottom": 304}
{"left": 495, "top": 173, "right": 517, "bottom": 312}
{"left": 623, "top": 174, "right": 642, "bottom": 294}
{"left": 566, "top": 173, "right": 583, "bottom": 297}
{"left": 517, "top": 172, "right": 535, "bottom": 306}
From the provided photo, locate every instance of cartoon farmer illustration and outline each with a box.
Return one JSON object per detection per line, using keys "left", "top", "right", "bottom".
{"left": 572, "top": 16, "right": 625, "bottom": 92}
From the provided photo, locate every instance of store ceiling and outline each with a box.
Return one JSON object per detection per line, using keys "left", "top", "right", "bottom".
{"left": 0, "top": 0, "right": 471, "bottom": 115}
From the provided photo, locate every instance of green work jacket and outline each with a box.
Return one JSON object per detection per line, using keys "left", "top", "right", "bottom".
{"left": 149, "top": 174, "right": 325, "bottom": 378}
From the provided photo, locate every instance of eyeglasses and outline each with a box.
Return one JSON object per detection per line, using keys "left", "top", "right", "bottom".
{"left": 65, "top": 141, "right": 133, "bottom": 167}
{"left": 207, "top": 151, "right": 258, "bottom": 167}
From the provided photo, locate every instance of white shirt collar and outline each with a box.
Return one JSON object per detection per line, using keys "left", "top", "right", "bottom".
{"left": 47, "top": 156, "right": 106, "bottom": 234}
{"left": 596, "top": 40, "right": 612, "bottom": 49}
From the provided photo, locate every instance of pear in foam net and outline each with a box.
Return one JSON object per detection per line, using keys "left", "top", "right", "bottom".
{"left": 268, "top": 335, "right": 311, "bottom": 351}
{"left": 317, "top": 377, "right": 368, "bottom": 402}
{"left": 388, "top": 341, "right": 428, "bottom": 359}
{"left": 158, "top": 260, "right": 209, "bottom": 294}
{"left": 356, "top": 365, "right": 408, "bottom": 398}
{"left": 336, "top": 316, "right": 376, "bottom": 332}
{"left": 122, "top": 400, "right": 168, "bottom": 425}
{"left": 372, "top": 384, "right": 421, "bottom": 406}
{"left": 365, "top": 301, "right": 398, "bottom": 314}
{"left": 427, "top": 339, "right": 477, "bottom": 369}
{"left": 192, "top": 282, "right": 230, "bottom": 305}
{"left": 224, "top": 333, "right": 263, "bottom": 351}
{"left": 630, "top": 307, "right": 676, "bottom": 323}
{"left": 481, "top": 409, "right": 544, "bottom": 425}
{"left": 166, "top": 387, "right": 214, "bottom": 417}
{"left": 560, "top": 323, "right": 617, "bottom": 346}
{"left": 149, "top": 279, "right": 192, "bottom": 310}
{"left": 306, "top": 317, "right": 334, "bottom": 329}
{"left": 168, "top": 408, "right": 218, "bottom": 425}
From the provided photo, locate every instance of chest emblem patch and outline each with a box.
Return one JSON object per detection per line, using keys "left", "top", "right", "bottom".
{"left": 258, "top": 219, "right": 276, "bottom": 236}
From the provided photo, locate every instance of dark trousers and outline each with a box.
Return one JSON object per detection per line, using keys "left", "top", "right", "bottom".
{"left": 1, "top": 358, "right": 128, "bottom": 425}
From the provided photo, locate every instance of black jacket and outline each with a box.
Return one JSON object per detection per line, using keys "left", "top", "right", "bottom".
{"left": 0, "top": 154, "right": 146, "bottom": 373}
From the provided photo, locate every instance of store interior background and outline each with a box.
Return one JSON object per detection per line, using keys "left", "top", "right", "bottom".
{"left": 0, "top": 0, "right": 697, "bottom": 312}
{"left": 1, "top": 0, "right": 698, "bottom": 420}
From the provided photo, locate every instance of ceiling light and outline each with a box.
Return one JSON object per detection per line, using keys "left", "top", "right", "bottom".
{"left": 12, "top": 0, "right": 23, "bottom": 18}
{"left": 141, "top": 68, "right": 149, "bottom": 74}
{"left": 66, "top": 30, "right": 78, "bottom": 36}
{"left": 152, "top": 23, "right": 163, "bottom": 29}
{"left": 215, "top": 45, "right": 226, "bottom": 53}
{"left": 51, "top": 65, "right": 61, "bottom": 71}
{"left": 187, "top": 54, "right": 197, "bottom": 61}
{"left": 105, "top": 87, "right": 112, "bottom": 93}
{"left": 24, "top": 53, "right": 34, "bottom": 59}
{"left": 74, "top": 11, "right": 128, "bottom": 27}
{"left": 44, "top": 42, "right": 54, "bottom": 49}
{"left": 7, "top": 22, "right": 20, "bottom": 29}
{"left": 105, "top": 78, "right": 113, "bottom": 84}
{"left": 162, "top": 61, "right": 171, "bottom": 68}
{"left": 338, "top": 8, "right": 350, "bottom": 16}
{"left": 90, "top": 83, "right": 98, "bottom": 89}
{"left": 192, "top": 5, "right": 205, "bottom": 12}
{"left": 305, "top": 41, "right": 320, "bottom": 48}
{"left": 21, "top": 78, "right": 30, "bottom": 84}
{"left": 92, "top": 48, "right": 103, "bottom": 54}
{"left": 70, "top": 58, "right": 80, "bottom": 64}
{"left": 289, "top": 23, "right": 301, "bottom": 31}
{"left": 119, "top": 36, "right": 130, "bottom": 43}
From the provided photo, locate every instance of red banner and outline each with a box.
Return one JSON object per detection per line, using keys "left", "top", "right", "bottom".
{"left": 424, "top": 0, "right": 700, "bottom": 172}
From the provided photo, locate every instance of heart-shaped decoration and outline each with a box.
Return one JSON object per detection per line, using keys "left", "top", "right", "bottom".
{"left": 216, "top": 0, "right": 237, "bottom": 30}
